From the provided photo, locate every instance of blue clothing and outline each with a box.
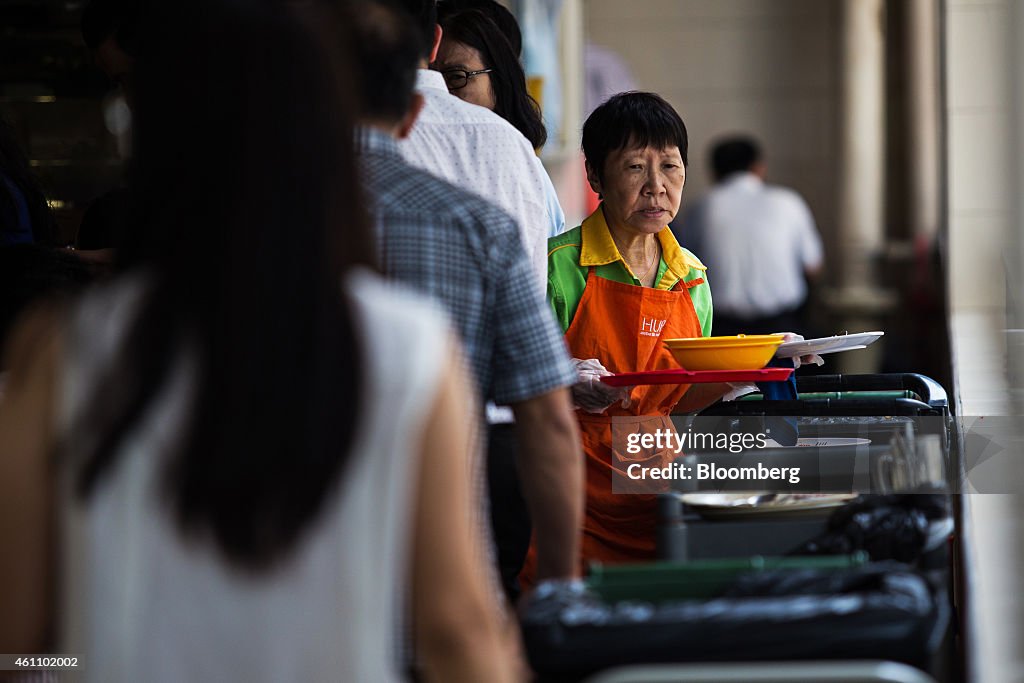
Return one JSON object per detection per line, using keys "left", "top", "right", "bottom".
{"left": 0, "top": 174, "right": 34, "bottom": 245}
{"left": 540, "top": 165, "right": 566, "bottom": 238}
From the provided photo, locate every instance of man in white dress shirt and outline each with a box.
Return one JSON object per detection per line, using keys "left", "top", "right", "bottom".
{"left": 675, "top": 136, "right": 824, "bottom": 336}
{"left": 392, "top": 0, "right": 560, "bottom": 290}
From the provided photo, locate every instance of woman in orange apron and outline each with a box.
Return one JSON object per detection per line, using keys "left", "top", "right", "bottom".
{"left": 564, "top": 266, "right": 707, "bottom": 562}
{"left": 521, "top": 92, "right": 727, "bottom": 581}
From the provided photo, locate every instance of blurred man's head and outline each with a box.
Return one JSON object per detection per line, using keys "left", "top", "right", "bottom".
{"left": 385, "top": 0, "right": 440, "bottom": 64}
{"left": 81, "top": 0, "right": 141, "bottom": 100}
{"left": 350, "top": 2, "right": 426, "bottom": 137}
{"left": 710, "top": 136, "right": 764, "bottom": 183}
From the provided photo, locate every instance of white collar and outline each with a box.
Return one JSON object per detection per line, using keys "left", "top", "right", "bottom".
{"left": 723, "top": 171, "right": 764, "bottom": 190}
{"left": 416, "top": 69, "right": 448, "bottom": 92}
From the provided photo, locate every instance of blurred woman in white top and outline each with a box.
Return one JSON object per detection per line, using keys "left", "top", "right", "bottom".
{"left": 0, "top": 1, "right": 517, "bottom": 681}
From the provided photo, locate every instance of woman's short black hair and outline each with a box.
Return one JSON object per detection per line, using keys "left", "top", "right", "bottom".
{"left": 438, "top": 7, "right": 546, "bottom": 148}
{"left": 582, "top": 91, "right": 688, "bottom": 184}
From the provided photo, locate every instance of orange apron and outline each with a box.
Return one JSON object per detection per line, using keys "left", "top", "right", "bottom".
{"left": 523, "top": 266, "right": 705, "bottom": 580}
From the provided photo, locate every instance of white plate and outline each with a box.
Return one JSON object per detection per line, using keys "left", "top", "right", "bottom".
{"left": 762, "top": 437, "right": 872, "bottom": 449}
{"left": 774, "top": 331, "right": 884, "bottom": 359}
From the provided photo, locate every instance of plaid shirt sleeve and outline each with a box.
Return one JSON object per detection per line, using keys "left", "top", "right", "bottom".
{"left": 489, "top": 218, "right": 578, "bottom": 405}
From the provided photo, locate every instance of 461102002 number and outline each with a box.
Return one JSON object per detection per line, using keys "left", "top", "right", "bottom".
{"left": 11, "top": 656, "right": 79, "bottom": 669}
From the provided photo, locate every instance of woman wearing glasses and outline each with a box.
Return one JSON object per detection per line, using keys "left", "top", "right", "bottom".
{"left": 435, "top": 5, "right": 547, "bottom": 150}
{"left": 434, "top": 2, "right": 565, "bottom": 242}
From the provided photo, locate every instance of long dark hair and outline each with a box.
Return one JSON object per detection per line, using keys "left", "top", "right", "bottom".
{"left": 439, "top": 0, "right": 522, "bottom": 55}
{"left": 438, "top": 7, "right": 547, "bottom": 149}
{"left": 0, "top": 118, "right": 57, "bottom": 246}
{"left": 71, "top": 0, "right": 375, "bottom": 571}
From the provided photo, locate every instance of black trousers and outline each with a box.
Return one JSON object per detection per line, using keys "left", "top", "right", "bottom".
{"left": 486, "top": 423, "right": 531, "bottom": 603}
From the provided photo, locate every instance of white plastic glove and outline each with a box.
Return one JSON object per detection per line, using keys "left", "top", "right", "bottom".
{"left": 518, "top": 578, "right": 590, "bottom": 617}
{"left": 774, "top": 332, "right": 825, "bottom": 368}
{"left": 571, "top": 358, "right": 633, "bottom": 414}
{"left": 722, "top": 382, "right": 758, "bottom": 402}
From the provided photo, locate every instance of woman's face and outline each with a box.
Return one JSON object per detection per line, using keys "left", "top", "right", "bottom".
{"left": 434, "top": 39, "right": 496, "bottom": 111}
{"left": 588, "top": 144, "right": 686, "bottom": 237}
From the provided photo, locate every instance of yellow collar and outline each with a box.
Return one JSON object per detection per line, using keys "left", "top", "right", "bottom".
{"left": 580, "top": 205, "right": 706, "bottom": 279}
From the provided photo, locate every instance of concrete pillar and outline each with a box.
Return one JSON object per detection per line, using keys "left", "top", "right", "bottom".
{"left": 832, "top": 0, "right": 891, "bottom": 373}
{"left": 837, "top": 0, "right": 886, "bottom": 286}
{"left": 905, "top": 0, "right": 941, "bottom": 242}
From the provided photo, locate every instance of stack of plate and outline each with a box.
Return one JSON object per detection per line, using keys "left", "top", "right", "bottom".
{"left": 680, "top": 492, "right": 860, "bottom": 519}
{"left": 773, "top": 331, "right": 885, "bottom": 358}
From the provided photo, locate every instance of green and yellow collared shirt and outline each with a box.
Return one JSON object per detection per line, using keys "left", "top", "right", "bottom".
{"left": 547, "top": 205, "right": 714, "bottom": 336}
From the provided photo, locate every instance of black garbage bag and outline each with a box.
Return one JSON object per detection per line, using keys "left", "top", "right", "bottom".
{"left": 521, "top": 565, "right": 942, "bottom": 679}
{"left": 722, "top": 561, "right": 925, "bottom": 598}
{"left": 794, "top": 494, "right": 950, "bottom": 563}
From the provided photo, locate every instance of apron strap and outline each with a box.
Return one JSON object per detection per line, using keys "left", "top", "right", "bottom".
{"left": 671, "top": 277, "right": 705, "bottom": 292}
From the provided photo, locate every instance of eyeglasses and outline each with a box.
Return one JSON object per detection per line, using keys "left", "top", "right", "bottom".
{"left": 436, "top": 67, "right": 494, "bottom": 91}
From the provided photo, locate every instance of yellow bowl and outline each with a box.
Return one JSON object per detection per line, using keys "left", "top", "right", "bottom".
{"left": 663, "top": 334, "right": 784, "bottom": 370}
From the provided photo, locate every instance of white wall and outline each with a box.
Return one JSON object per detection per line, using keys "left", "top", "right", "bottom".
{"left": 947, "top": 0, "right": 1011, "bottom": 317}
{"left": 945, "top": 1, "right": 1023, "bottom": 681}
{"left": 584, "top": 0, "right": 841, "bottom": 264}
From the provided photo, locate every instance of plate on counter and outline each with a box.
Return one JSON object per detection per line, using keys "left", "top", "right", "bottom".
{"left": 762, "top": 437, "right": 872, "bottom": 449}
{"left": 680, "top": 492, "right": 859, "bottom": 519}
{"left": 774, "top": 331, "right": 884, "bottom": 359}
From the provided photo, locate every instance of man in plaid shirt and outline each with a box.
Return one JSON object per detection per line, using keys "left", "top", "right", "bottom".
{"left": 350, "top": 2, "right": 583, "bottom": 600}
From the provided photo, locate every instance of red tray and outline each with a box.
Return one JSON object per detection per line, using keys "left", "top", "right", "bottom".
{"left": 600, "top": 367, "right": 794, "bottom": 386}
